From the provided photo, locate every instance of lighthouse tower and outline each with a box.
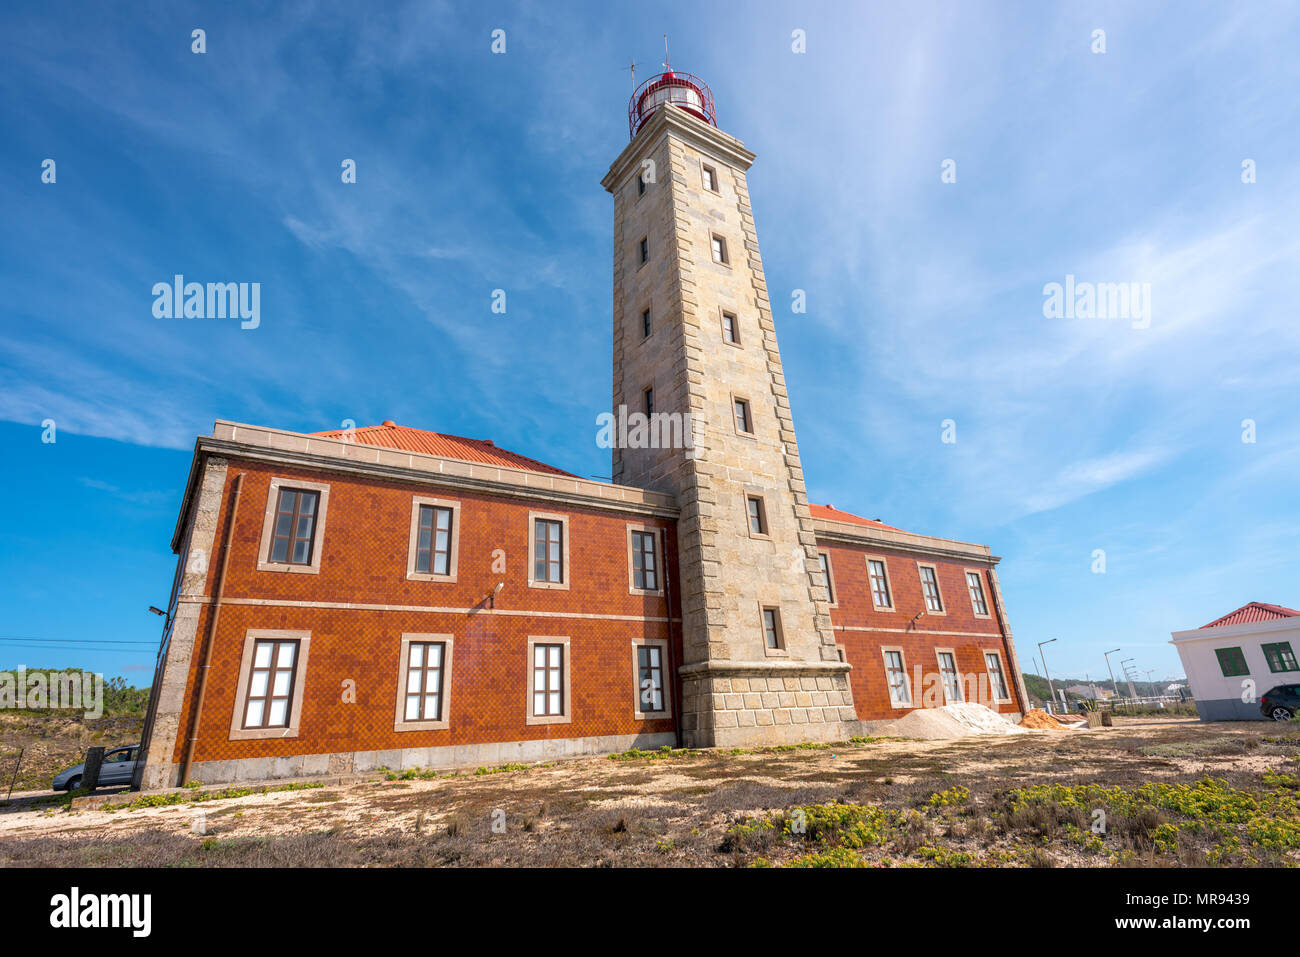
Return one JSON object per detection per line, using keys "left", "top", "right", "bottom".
{"left": 602, "top": 67, "right": 858, "bottom": 746}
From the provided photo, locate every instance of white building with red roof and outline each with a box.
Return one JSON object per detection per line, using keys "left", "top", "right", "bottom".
{"left": 1171, "top": 602, "right": 1300, "bottom": 721}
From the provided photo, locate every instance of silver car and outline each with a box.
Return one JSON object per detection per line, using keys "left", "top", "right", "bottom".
{"left": 52, "top": 745, "right": 139, "bottom": 791}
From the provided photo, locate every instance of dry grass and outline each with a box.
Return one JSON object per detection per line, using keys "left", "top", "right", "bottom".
{"left": 1, "top": 716, "right": 1296, "bottom": 867}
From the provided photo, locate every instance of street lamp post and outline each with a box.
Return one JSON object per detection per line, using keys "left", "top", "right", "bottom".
{"left": 1121, "top": 658, "right": 1138, "bottom": 710}
{"left": 1038, "top": 638, "right": 1059, "bottom": 713}
{"left": 1103, "top": 648, "right": 1122, "bottom": 713}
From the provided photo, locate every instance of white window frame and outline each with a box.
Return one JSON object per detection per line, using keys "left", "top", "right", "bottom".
{"left": 229, "top": 629, "right": 312, "bottom": 741}
{"left": 865, "top": 555, "right": 896, "bottom": 612}
{"left": 526, "top": 636, "right": 571, "bottom": 726}
{"left": 256, "top": 477, "right": 331, "bottom": 575}
{"left": 626, "top": 524, "right": 665, "bottom": 596}
{"left": 394, "top": 634, "right": 454, "bottom": 731}
{"left": 917, "top": 561, "right": 947, "bottom": 615}
{"left": 528, "top": 510, "right": 571, "bottom": 590}
{"left": 881, "top": 646, "right": 912, "bottom": 709}
{"left": 935, "top": 648, "right": 963, "bottom": 703}
{"left": 631, "top": 637, "right": 672, "bottom": 719}
{"left": 406, "top": 496, "right": 461, "bottom": 582}
{"left": 983, "top": 649, "right": 1012, "bottom": 704}
{"left": 964, "top": 568, "right": 992, "bottom": 619}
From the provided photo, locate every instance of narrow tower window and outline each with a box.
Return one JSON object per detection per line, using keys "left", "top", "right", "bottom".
{"left": 721, "top": 311, "right": 739, "bottom": 344}
{"left": 710, "top": 234, "right": 728, "bottom": 264}
{"left": 818, "top": 551, "right": 836, "bottom": 605}
{"left": 639, "top": 236, "right": 649, "bottom": 265}
{"left": 733, "top": 398, "right": 753, "bottom": 435}
{"left": 761, "top": 607, "right": 784, "bottom": 650}
{"left": 702, "top": 163, "right": 719, "bottom": 193}
{"left": 746, "top": 495, "right": 767, "bottom": 536}
{"left": 641, "top": 307, "right": 651, "bottom": 338}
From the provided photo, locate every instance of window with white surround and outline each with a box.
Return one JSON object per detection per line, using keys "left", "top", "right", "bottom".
{"left": 229, "top": 630, "right": 311, "bottom": 741}
{"left": 528, "top": 511, "right": 569, "bottom": 589}
{"left": 395, "top": 635, "right": 453, "bottom": 731}
{"left": 256, "top": 478, "right": 330, "bottom": 575}
{"left": 937, "top": 650, "right": 963, "bottom": 702}
{"left": 966, "top": 569, "right": 990, "bottom": 617}
{"left": 627, "top": 525, "right": 662, "bottom": 594}
{"left": 984, "top": 650, "right": 1011, "bottom": 703}
{"left": 633, "top": 638, "right": 671, "bottom": 718}
{"left": 407, "top": 496, "right": 460, "bottom": 582}
{"left": 243, "top": 638, "right": 297, "bottom": 728}
{"left": 918, "top": 563, "right": 945, "bottom": 613}
{"left": 867, "top": 557, "right": 894, "bottom": 610}
{"left": 883, "top": 648, "right": 911, "bottom": 707}
{"left": 527, "top": 637, "right": 570, "bottom": 725}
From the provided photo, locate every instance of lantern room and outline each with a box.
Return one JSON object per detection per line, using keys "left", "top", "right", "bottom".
{"left": 628, "top": 70, "right": 716, "bottom": 138}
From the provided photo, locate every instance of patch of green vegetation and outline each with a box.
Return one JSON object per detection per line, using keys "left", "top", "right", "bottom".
{"left": 385, "top": 768, "right": 459, "bottom": 781}
{"left": 1002, "top": 776, "right": 1300, "bottom": 865}
{"left": 472, "top": 761, "right": 554, "bottom": 776}
{"left": 103, "top": 780, "right": 323, "bottom": 812}
{"left": 785, "top": 845, "right": 872, "bottom": 868}
{"left": 608, "top": 745, "right": 702, "bottom": 761}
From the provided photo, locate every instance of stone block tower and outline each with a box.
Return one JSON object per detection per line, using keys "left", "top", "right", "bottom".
{"left": 601, "top": 70, "right": 858, "bottom": 746}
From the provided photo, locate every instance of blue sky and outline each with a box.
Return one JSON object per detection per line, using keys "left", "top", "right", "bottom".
{"left": 1, "top": 1, "right": 1297, "bottom": 684}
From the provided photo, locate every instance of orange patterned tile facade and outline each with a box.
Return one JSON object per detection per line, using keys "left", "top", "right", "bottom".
{"left": 822, "top": 542, "right": 1025, "bottom": 719}
{"left": 170, "top": 459, "right": 680, "bottom": 765}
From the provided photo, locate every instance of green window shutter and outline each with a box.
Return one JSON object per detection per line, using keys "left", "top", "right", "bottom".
{"left": 1263, "top": 642, "right": 1298, "bottom": 673}
{"left": 1215, "top": 646, "right": 1249, "bottom": 677}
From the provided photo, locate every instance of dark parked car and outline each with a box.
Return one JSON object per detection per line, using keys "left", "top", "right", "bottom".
{"left": 52, "top": 745, "right": 139, "bottom": 791}
{"left": 1260, "top": 685, "right": 1300, "bottom": 721}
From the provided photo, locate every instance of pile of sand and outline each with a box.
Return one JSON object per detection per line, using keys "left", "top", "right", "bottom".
{"left": 1019, "top": 708, "right": 1070, "bottom": 730}
{"left": 876, "top": 703, "right": 1029, "bottom": 740}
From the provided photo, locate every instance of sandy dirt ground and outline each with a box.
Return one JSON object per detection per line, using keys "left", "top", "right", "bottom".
{"left": 1, "top": 716, "right": 1295, "bottom": 867}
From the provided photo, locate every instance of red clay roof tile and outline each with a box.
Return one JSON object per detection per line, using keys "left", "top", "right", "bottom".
{"left": 808, "top": 503, "right": 903, "bottom": 533}
{"left": 1200, "top": 602, "right": 1300, "bottom": 629}
{"left": 311, "top": 422, "right": 576, "bottom": 477}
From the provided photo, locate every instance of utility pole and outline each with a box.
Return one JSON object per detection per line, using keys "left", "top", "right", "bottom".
{"left": 1038, "top": 638, "right": 1059, "bottom": 713}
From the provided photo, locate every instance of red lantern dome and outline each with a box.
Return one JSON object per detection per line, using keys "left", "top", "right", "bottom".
{"left": 629, "top": 70, "right": 716, "bottom": 138}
